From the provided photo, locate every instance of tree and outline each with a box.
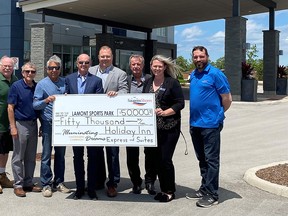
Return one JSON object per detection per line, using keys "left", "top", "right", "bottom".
{"left": 210, "top": 44, "right": 264, "bottom": 80}
{"left": 246, "top": 44, "right": 258, "bottom": 65}
{"left": 246, "top": 44, "right": 263, "bottom": 80}
{"left": 211, "top": 57, "right": 225, "bottom": 70}
{"left": 176, "top": 56, "right": 194, "bottom": 72}
{"left": 254, "top": 59, "right": 264, "bottom": 80}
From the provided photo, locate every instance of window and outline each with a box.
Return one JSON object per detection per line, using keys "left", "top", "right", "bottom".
{"left": 53, "top": 44, "right": 93, "bottom": 76}
{"left": 156, "top": 28, "right": 167, "bottom": 37}
{"left": 24, "top": 41, "right": 30, "bottom": 62}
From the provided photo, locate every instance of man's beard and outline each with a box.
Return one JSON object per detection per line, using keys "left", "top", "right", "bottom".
{"left": 195, "top": 61, "right": 207, "bottom": 70}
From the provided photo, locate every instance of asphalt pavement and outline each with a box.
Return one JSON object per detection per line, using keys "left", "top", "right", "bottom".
{"left": 1, "top": 88, "right": 288, "bottom": 216}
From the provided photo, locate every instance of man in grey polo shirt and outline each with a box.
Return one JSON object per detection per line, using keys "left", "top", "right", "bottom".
{"left": 126, "top": 54, "right": 151, "bottom": 194}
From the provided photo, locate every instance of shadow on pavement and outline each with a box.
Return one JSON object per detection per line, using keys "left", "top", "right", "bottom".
{"left": 218, "top": 187, "right": 242, "bottom": 204}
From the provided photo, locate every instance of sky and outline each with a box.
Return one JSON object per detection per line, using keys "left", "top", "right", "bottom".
{"left": 175, "top": 9, "right": 288, "bottom": 66}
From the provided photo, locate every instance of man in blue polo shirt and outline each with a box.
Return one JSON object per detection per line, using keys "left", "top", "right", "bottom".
{"left": 7, "top": 62, "right": 41, "bottom": 197}
{"left": 186, "top": 46, "right": 232, "bottom": 208}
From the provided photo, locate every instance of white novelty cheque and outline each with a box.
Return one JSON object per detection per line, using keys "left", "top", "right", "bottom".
{"left": 52, "top": 94, "right": 157, "bottom": 147}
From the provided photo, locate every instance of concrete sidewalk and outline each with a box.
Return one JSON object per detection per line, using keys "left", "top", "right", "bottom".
{"left": 1, "top": 96, "right": 288, "bottom": 216}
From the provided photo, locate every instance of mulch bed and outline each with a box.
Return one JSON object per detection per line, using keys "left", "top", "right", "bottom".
{"left": 256, "top": 163, "right": 288, "bottom": 187}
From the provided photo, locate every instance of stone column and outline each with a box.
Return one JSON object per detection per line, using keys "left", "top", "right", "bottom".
{"left": 225, "top": 16, "right": 247, "bottom": 101}
{"left": 30, "top": 23, "right": 53, "bottom": 81}
{"left": 263, "top": 30, "right": 279, "bottom": 95}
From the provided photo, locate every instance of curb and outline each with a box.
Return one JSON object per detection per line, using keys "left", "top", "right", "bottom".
{"left": 232, "top": 96, "right": 288, "bottom": 105}
{"left": 243, "top": 161, "right": 288, "bottom": 198}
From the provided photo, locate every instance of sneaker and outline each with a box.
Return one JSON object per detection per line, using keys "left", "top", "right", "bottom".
{"left": 186, "top": 190, "right": 204, "bottom": 199}
{"left": 42, "top": 186, "right": 52, "bottom": 197}
{"left": 56, "top": 183, "right": 71, "bottom": 193}
{"left": 196, "top": 194, "right": 218, "bottom": 208}
{"left": 0, "top": 172, "right": 14, "bottom": 188}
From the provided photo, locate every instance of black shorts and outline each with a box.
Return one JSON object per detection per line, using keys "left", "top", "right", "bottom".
{"left": 0, "top": 131, "right": 13, "bottom": 154}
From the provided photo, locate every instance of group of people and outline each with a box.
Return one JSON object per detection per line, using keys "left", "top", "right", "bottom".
{"left": 0, "top": 45, "right": 232, "bottom": 208}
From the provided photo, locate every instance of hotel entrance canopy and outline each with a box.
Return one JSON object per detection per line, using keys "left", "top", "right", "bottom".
{"left": 18, "top": 0, "right": 288, "bottom": 32}
{"left": 18, "top": 0, "right": 288, "bottom": 99}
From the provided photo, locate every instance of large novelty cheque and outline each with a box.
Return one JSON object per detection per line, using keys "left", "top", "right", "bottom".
{"left": 52, "top": 94, "right": 157, "bottom": 147}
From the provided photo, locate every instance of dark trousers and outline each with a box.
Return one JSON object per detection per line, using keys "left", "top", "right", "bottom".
{"left": 73, "top": 146, "right": 98, "bottom": 191}
{"left": 106, "top": 146, "right": 120, "bottom": 187}
{"left": 144, "top": 147, "right": 158, "bottom": 184}
{"left": 190, "top": 124, "right": 223, "bottom": 200}
{"left": 126, "top": 147, "right": 142, "bottom": 186}
{"left": 145, "top": 124, "right": 180, "bottom": 194}
{"left": 95, "top": 146, "right": 120, "bottom": 188}
{"left": 95, "top": 147, "right": 106, "bottom": 187}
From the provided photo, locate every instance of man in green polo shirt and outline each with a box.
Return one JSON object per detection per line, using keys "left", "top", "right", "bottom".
{"left": 0, "top": 56, "right": 18, "bottom": 194}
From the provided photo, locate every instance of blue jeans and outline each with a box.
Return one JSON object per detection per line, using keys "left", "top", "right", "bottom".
{"left": 190, "top": 124, "right": 223, "bottom": 200}
{"left": 41, "top": 120, "right": 66, "bottom": 187}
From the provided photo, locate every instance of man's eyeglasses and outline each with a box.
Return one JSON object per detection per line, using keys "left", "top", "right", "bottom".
{"left": 24, "top": 70, "right": 36, "bottom": 74}
{"left": 78, "top": 61, "right": 90, "bottom": 65}
{"left": 48, "top": 66, "right": 60, "bottom": 70}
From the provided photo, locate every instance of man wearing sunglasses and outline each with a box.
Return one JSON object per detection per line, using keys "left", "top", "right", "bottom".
{"left": 0, "top": 56, "right": 18, "bottom": 194}
{"left": 33, "top": 55, "right": 70, "bottom": 197}
{"left": 65, "top": 53, "right": 103, "bottom": 200}
{"left": 89, "top": 45, "right": 128, "bottom": 197}
{"left": 7, "top": 62, "right": 41, "bottom": 197}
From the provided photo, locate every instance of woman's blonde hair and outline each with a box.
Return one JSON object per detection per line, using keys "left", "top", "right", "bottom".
{"left": 150, "top": 55, "right": 180, "bottom": 79}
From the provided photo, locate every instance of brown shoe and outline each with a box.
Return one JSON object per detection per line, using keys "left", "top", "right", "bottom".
{"left": 14, "top": 188, "right": 26, "bottom": 197}
{"left": 107, "top": 186, "right": 117, "bottom": 197}
{"left": 23, "top": 185, "right": 42, "bottom": 192}
{"left": 0, "top": 184, "right": 2, "bottom": 194}
{"left": 0, "top": 173, "right": 14, "bottom": 188}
